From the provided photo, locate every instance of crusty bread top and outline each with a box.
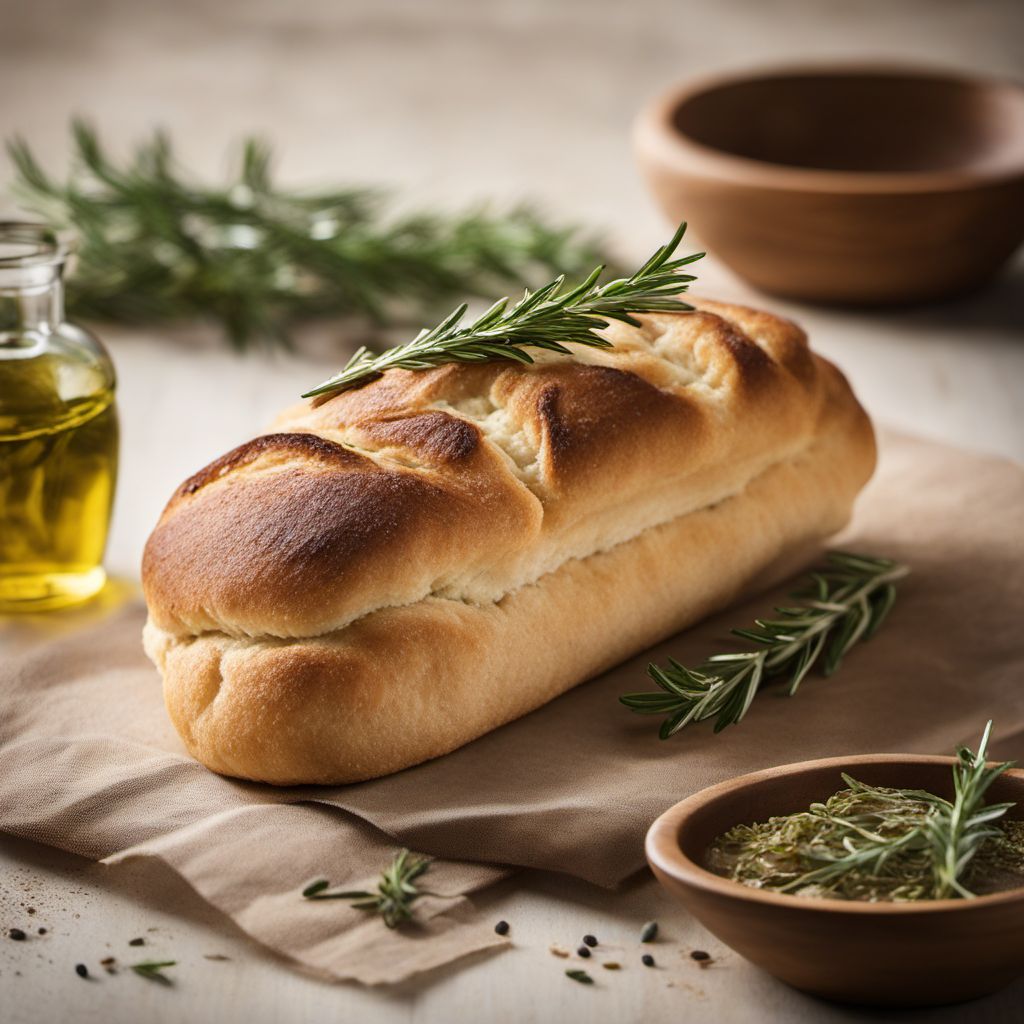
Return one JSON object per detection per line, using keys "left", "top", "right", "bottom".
{"left": 142, "top": 299, "right": 874, "bottom": 640}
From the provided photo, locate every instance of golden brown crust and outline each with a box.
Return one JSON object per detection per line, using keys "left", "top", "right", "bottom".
{"left": 142, "top": 299, "right": 876, "bottom": 783}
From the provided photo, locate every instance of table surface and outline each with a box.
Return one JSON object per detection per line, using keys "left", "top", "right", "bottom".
{"left": 1, "top": 1, "right": 1023, "bottom": 1021}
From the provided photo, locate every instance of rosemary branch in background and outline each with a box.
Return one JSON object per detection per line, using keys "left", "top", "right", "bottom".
{"left": 621, "top": 552, "right": 909, "bottom": 739}
{"left": 709, "top": 723, "right": 1015, "bottom": 901}
{"left": 301, "top": 849, "right": 431, "bottom": 928}
{"left": 303, "top": 221, "right": 703, "bottom": 398}
{"left": 7, "top": 120, "right": 621, "bottom": 350}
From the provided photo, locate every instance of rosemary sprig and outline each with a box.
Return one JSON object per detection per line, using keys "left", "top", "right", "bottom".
{"left": 929, "top": 722, "right": 1016, "bottom": 898}
{"left": 301, "top": 849, "right": 431, "bottom": 928}
{"left": 711, "top": 723, "right": 1015, "bottom": 901}
{"left": 7, "top": 121, "right": 620, "bottom": 350}
{"left": 130, "top": 960, "right": 176, "bottom": 983}
{"left": 302, "top": 221, "right": 703, "bottom": 398}
{"left": 621, "top": 552, "right": 909, "bottom": 738}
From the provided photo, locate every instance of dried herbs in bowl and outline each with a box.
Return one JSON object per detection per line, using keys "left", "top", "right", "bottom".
{"left": 706, "top": 723, "right": 1024, "bottom": 902}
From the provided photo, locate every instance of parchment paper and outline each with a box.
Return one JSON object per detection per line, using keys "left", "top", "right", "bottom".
{"left": 2, "top": 433, "right": 1023, "bottom": 984}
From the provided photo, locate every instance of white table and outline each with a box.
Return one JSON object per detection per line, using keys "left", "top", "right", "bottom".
{"left": 2, "top": 1, "right": 1023, "bottom": 1021}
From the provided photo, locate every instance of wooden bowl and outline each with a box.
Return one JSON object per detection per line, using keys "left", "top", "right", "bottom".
{"left": 646, "top": 755, "right": 1024, "bottom": 1007}
{"left": 634, "top": 66, "right": 1024, "bottom": 304}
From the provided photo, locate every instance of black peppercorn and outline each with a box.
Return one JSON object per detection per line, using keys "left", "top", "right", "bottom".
{"left": 75, "top": 963, "right": 89, "bottom": 978}
{"left": 494, "top": 920, "right": 509, "bottom": 936}
{"left": 582, "top": 934, "right": 597, "bottom": 947}
{"left": 642, "top": 953, "right": 655, "bottom": 967}
{"left": 8, "top": 928, "right": 26, "bottom": 941}
{"left": 577, "top": 945, "right": 591, "bottom": 958}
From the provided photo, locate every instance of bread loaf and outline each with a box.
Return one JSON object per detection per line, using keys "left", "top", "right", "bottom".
{"left": 142, "top": 299, "right": 875, "bottom": 784}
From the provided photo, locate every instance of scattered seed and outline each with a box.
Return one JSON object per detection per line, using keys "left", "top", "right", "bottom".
{"left": 642, "top": 954, "right": 655, "bottom": 967}
{"left": 100, "top": 957, "right": 116, "bottom": 965}
{"left": 690, "top": 950, "right": 711, "bottom": 962}
{"left": 203, "top": 954, "right": 231, "bottom": 962}
{"left": 640, "top": 920, "right": 659, "bottom": 943}
{"left": 37, "top": 928, "right": 47, "bottom": 936}
{"left": 602, "top": 962, "right": 621, "bottom": 970}
{"left": 26, "top": 908, "right": 35, "bottom": 916}
{"left": 494, "top": 920, "right": 510, "bottom": 936}
{"left": 550, "top": 945, "right": 570, "bottom": 958}
{"left": 577, "top": 946, "right": 591, "bottom": 958}
{"left": 566, "top": 968, "right": 593, "bottom": 985}
{"left": 582, "top": 934, "right": 598, "bottom": 947}
{"left": 8, "top": 929, "right": 26, "bottom": 941}
{"left": 75, "top": 964, "right": 89, "bottom": 979}
{"left": 128, "top": 938, "right": 145, "bottom": 947}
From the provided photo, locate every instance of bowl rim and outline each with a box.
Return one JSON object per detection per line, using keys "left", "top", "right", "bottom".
{"left": 646, "top": 752, "right": 1024, "bottom": 916}
{"left": 634, "top": 62, "right": 1024, "bottom": 195}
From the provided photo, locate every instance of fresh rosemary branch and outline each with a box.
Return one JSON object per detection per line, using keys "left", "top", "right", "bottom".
{"left": 302, "top": 221, "right": 703, "bottom": 398}
{"left": 621, "top": 552, "right": 909, "bottom": 739}
{"left": 7, "top": 120, "right": 620, "bottom": 350}
{"left": 301, "top": 849, "right": 431, "bottom": 928}
{"left": 709, "top": 723, "right": 1016, "bottom": 901}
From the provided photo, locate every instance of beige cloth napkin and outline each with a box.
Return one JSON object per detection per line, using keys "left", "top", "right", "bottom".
{"left": 2, "top": 433, "right": 1023, "bottom": 984}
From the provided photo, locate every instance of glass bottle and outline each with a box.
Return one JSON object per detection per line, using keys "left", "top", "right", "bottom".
{"left": 0, "top": 222, "right": 119, "bottom": 611}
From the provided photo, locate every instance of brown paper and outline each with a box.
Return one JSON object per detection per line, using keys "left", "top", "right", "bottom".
{"left": 2, "top": 432, "right": 1023, "bottom": 983}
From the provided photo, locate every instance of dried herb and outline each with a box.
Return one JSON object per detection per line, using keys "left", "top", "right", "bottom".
{"left": 566, "top": 968, "right": 594, "bottom": 984}
{"left": 621, "top": 552, "right": 908, "bottom": 738}
{"left": 302, "top": 221, "right": 702, "bottom": 399}
{"left": 8, "top": 121, "right": 620, "bottom": 351}
{"left": 302, "top": 848, "right": 432, "bottom": 928}
{"left": 131, "top": 960, "right": 176, "bottom": 983}
{"left": 707, "top": 723, "right": 1019, "bottom": 901}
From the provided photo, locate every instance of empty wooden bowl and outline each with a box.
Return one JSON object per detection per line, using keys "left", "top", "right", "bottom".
{"left": 646, "top": 755, "right": 1024, "bottom": 1006}
{"left": 634, "top": 66, "right": 1024, "bottom": 304}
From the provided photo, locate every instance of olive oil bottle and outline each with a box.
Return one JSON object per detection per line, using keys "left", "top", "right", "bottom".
{"left": 0, "top": 223, "right": 118, "bottom": 611}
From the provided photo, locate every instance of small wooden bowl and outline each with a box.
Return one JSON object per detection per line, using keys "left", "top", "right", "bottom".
{"left": 646, "top": 755, "right": 1024, "bottom": 1006}
{"left": 634, "top": 66, "right": 1024, "bottom": 304}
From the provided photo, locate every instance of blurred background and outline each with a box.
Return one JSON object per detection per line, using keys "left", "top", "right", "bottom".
{"left": 1, "top": 0, "right": 1022, "bottom": 584}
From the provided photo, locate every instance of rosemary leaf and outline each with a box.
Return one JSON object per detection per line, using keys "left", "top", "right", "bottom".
{"left": 302, "top": 221, "right": 703, "bottom": 398}
{"left": 621, "top": 552, "right": 909, "bottom": 738}
{"left": 7, "top": 120, "right": 622, "bottom": 350}
{"left": 131, "top": 960, "right": 176, "bottom": 983}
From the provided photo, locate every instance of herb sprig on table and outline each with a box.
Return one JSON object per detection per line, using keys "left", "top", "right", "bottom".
{"left": 302, "top": 849, "right": 431, "bottom": 928}
{"left": 302, "top": 221, "right": 703, "bottom": 399}
{"left": 621, "top": 552, "right": 909, "bottom": 738}
{"left": 7, "top": 121, "right": 620, "bottom": 350}
{"left": 708, "top": 723, "right": 1017, "bottom": 901}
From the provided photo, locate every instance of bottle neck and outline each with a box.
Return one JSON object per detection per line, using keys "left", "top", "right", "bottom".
{"left": 0, "top": 266, "right": 65, "bottom": 338}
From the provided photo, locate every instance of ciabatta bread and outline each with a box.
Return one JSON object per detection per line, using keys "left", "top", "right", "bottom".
{"left": 142, "top": 300, "right": 875, "bottom": 784}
